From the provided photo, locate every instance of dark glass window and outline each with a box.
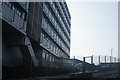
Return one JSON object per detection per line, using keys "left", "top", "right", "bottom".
{"left": 42, "top": 52, "right": 46, "bottom": 60}
{"left": 40, "top": 33, "right": 43, "bottom": 43}
{"left": 42, "top": 33, "right": 45, "bottom": 45}
{"left": 49, "top": 55, "right": 52, "bottom": 62}
{"left": 52, "top": 57, "right": 54, "bottom": 62}
{"left": 44, "top": 35, "right": 47, "bottom": 46}
{"left": 51, "top": 29, "right": 53, "bottom": 37}
{"left": 47, "top": 24, "right": 50, "bottom": 34}
{"left": 47, "top": 38, "right": 49, "bottom": 49}
{"left": 46, "top": 53, "right": 49, "bottom": 61}
{"left": 50, "top": 41, "right": 53, "bottom": 51}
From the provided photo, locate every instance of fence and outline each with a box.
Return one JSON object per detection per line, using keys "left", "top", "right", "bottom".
{"left": 71, "top": 55, "right": 119, "bottom": 65}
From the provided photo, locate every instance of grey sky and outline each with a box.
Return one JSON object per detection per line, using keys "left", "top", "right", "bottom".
{"left": 66, "top": 2, "right": 118, "bottom": 60}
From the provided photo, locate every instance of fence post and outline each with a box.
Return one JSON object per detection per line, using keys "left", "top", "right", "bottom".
{"left": 105, "top": 56, "right": 106, "bottom": 63}
{"left": 110, "top": 56, "right": 112, "bottom": 63}
{"left": 105, "top": 56, "right": 106, "bottom": 68}
{"left": 91, "top": 55, "right": 93, "bottom": 73}
{"left": 99, "top": 55, "right": 100, "bottom": 65}
{"left": 91, "top": 55, "right": 93, "bottom": 64}
{"left": 114, "top": 57, "right": 116, "bottom": 63}
{"left": 83, "top": 57, "right": 85, "bottom": 73}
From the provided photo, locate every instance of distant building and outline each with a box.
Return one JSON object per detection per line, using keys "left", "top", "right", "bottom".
{"left": 2, "top": 1, "right": 71, "bottom": 78}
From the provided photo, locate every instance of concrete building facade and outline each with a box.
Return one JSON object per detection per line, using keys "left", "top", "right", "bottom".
{"left": 2, "top": 1, "right": 71, "bottom": 78}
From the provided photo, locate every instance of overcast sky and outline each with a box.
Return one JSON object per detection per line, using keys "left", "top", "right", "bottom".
{"left": 66, "top": 2, "right": 118, "bottom": 62}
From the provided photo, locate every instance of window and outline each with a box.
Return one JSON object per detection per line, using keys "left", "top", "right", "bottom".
{"left": 52, "top": 44, "right": 54, "bottom": 51}
{"left": 49, "top": 11, "right": 51, "bottom": 20}
{"left": 51, "top": 29, "right": 53, "bottom": 38}
{"left": 54, "top": 33, "right": 56, "bottom": 41}
{"left": 55, "top": 46, "right": 57, "bottom": 54}
{"left": 43, "top": 35, "right": 46, "bottom": 46}
{"left": 47, "top": 24, "right": 50, "bottom": 34}
{"left": 42, "top": 52, "right": 46, "bottom": 60}
{"left": 49, "top": 40, "right": 51, "bottom": 49}
{"left": 59, "top": 38, "right": 61, "bottom": 46}
{"left": 12, "top": 3, "right": 15, "bottom": 10}
{"left": 55, "top": 8, "right": 57, "bottom": 14}
{"left": 58, "top": 49, "right": 60, "bottom": 57}
{"left": 52, "top": 4, "right": 55, "bottom": 10}
{"left": 49, "top": 40, "right": 51, "bottom": 50}
{"left": 49, "top": 55, "right": 52, "bottom": 62}
{"left": 44, "top": 19, "right": 47, "bottom": 31}
{"left": 54, "top": 20, "right": 57, "bottom": 29}
{"left": 43, "top": 3, "right": 45, "bottom": 11}
{"left": 47, "top": 38, "right": 49, "bottom": 49}
{"left": 46, "top": 5, "right": 48, "bottom": 14}
{"left": 22, "top": 12, "right": 25, "bottom": 20}
{"left": 46, "top": 53, "right": 49, "bottom": 61}
{"left": 52, "top": 57, "right": 54, "bottom": 62}
{"left": 52, "top": 16, "right": 54, "bottom": 24}
{"left": 40, "top": 33, "right": 43, "bottom": 43}
{"left": 53, "top": 31, "right": 55, "bottom": 39}
{"left": 54, "top": 45, "right": 56, "bottom": 53}
{"left": 54, "top": 46, "right": 56, "bottom": 54}
{"left": 56, "top": 47, "right": 58, "bottom": 55}
{"left": 50, "top": 41, "right": 53, "bottom": 51}
{"left": 42, "top": 34, "right": 44, "bottom": 45}
{"left": 5, "top": 2, "right": 12, "bottom": 8}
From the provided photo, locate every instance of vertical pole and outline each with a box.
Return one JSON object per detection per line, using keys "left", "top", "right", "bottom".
{"left": 110, "top": 56, "right": 111, "bottom": 63}
{"left": 91, "top": 55, "right": 93, "bottom": 73}
{"left": 105, "top": 56, "right": 106, "bottom": 63}
{"left": 105, "top": 56, "right": 106, "bottom": 68}
{"left": 111, "top": 48, "right": 113, "bottom": 63}
{"left": 91, "top": 55, "right": 93, "bottom": 64}
{"left": 99, "top": 55, "right": 100, "bottom": 65}
{"left": 83, "top": 57, "right": 85, "bottom": 73}
{"left": 83, "top": 57, "right": 85, "bottom": 62}
{"left": 114, "top": 57, "right": 116, "bottom": 63}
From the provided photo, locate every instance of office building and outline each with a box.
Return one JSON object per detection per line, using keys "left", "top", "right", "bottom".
{"left": 2, "top": 1, "right": 71, "bottom": 78}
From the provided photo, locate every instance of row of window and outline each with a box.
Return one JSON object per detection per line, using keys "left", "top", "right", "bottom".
{"left": 56, "top": 2, "right": 71, "bottom": 33}
{"left": 41, "top": 32, "right": 60, "bottom": 57}
{"left": 42, "top": 50, "right": 55, "bottom": 62}
{"left": 42, "top": 15, "right": 70, "bottom": 49}
{"left": 43, "top": 3, "right": 70, "bottom": 47}
{"left": 4, "top": 2, "right": 26, "bottom": 20}
{"left": 3, "top": 2, "right": 25, "bottom": 29}
{"left": 50, "top": 2, "right": 70, "bottom": 40}
{"left": 42, "top": 16, "right": 70, "bottom": 55}
{"left": 61, "top": 2, "right": 71, "bottom": 24}
{"left": 44, "top": 2, "right": 70, "bottom": 40}
{"left": 60, "top": 2, "right": 71, "bottom": 33}
{"left": 42, "top": 50, "right": 69, "bottom": 63}
{"left": 40, "top": 30, "right": 69, "bottom": 58}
